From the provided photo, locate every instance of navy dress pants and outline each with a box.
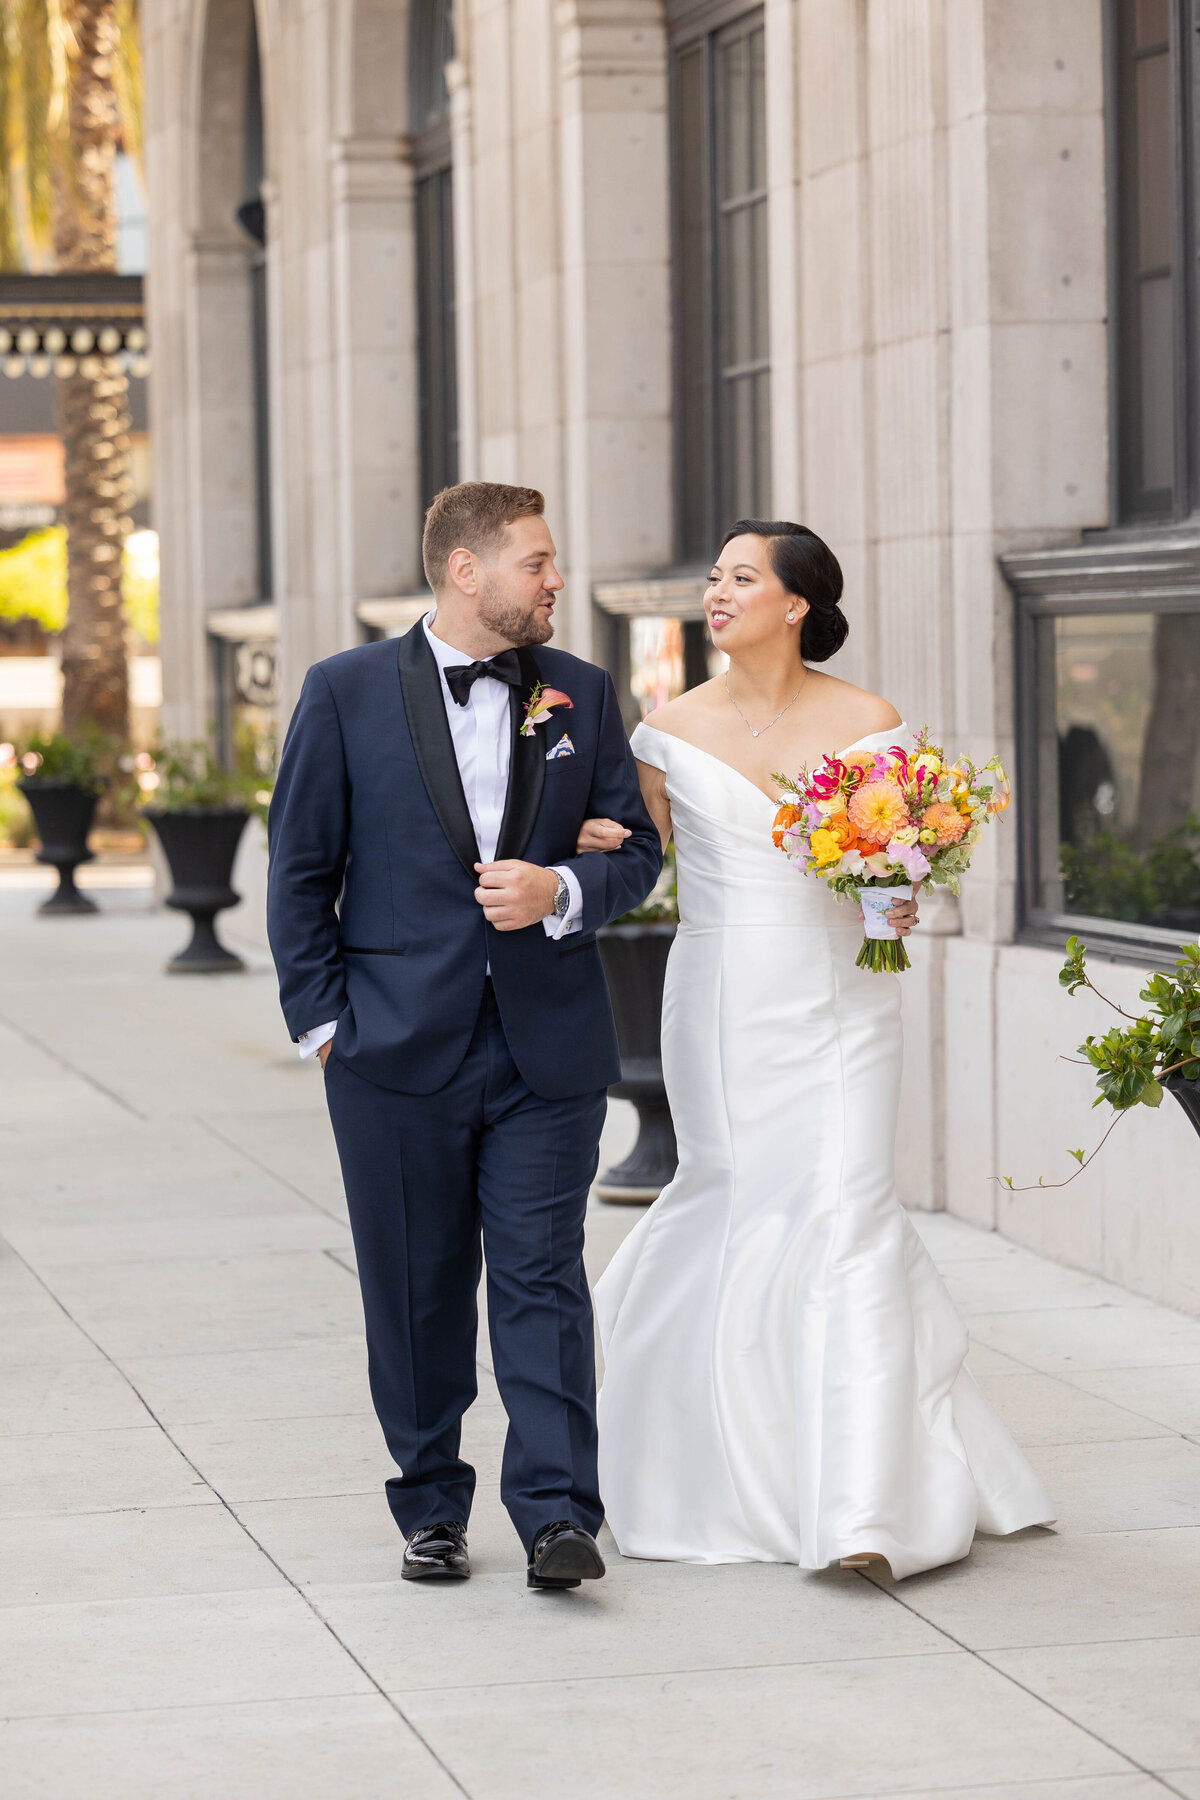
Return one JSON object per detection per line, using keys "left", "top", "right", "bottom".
{"left": 322, "top": 982, "right": 608, "bottom": 1551}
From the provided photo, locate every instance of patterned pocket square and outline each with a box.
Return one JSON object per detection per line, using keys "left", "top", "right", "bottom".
{"left": 546, "top": 734, "right": 575, "bottom": 760}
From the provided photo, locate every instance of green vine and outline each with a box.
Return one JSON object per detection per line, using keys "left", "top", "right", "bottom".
{"left": 997, "top": 937, "right": 1200, "bottom": 1192}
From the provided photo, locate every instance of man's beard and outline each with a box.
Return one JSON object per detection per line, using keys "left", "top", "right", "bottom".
{"left": 477, "top": 575, "right": 555, "bottom": 647}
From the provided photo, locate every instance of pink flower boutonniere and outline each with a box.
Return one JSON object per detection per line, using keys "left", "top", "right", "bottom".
{"left": 521, "top": 681, "right": 573, "bottom": 738}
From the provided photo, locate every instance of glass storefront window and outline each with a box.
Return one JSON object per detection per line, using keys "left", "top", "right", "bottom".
{"left": 1033, "top": 609, "right": 1200, "bottom": 932}
{"left": 630, "top": 618, "right": 685, "bottom": 717}
{"left": 625, "top": 616, "right": 726, "bottom": 720}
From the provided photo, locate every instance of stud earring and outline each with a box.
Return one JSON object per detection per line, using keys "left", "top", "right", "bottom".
{"left": 786, "top": 612, "right": 797, "bottom": 623}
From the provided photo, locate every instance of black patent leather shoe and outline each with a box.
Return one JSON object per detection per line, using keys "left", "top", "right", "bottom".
{"left": 402, "top": 1521, "right": 470, "bottom": 1581}
{"left": 527, "top": 1521, "right": 606, "bottom": 1590}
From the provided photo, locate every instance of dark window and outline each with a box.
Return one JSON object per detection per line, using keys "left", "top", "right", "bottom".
{"left": 1109, "top": 0, "right": 1196, "bottom": 519}
{"left": 1011, "top": 555, "right": 1200, "bottom": 960}
{"left": 672, "top": 5, "right": 770, "bottom": 563}
{"left": 1008, "top": 4, "right": 1200, "bottom": 962}
{"left": 234, "top": 4, "right": 272, "bottom": 601}
{"left": 410, "top": 0, "right": 458, "bottom": 515}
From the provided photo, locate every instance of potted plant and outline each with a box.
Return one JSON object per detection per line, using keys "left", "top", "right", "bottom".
{"left": 595, "top": 849, "right": 678, "bottom": 1203}
{"left": 1000, "top": 937, "right": 1200, "bottom": 1191}
{"left": 5, "top": 732, "right": 110, "bottom": 915}
{"left": 135, "top": 737, "right": 273, "bottom": 974}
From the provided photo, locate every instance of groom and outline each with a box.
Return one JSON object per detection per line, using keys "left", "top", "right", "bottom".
{"left": 267, "top": 482, "right": 661, "bottom": 1590}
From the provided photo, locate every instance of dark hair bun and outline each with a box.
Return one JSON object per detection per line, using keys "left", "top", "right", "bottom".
{"left": 719, "top": 518, "right": 848, "bottom": 662}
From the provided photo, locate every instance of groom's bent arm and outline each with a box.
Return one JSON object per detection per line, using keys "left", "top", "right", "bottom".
{"left": 558, "top": 673, "right": 662, "bottom": 930}
{"left": 266, "top": 665, "right": 351, "bottom": 1042}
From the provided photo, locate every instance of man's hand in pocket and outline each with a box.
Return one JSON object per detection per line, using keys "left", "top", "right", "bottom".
{"left": 318, "top": 1040, "right": 333, "bottom": 1069}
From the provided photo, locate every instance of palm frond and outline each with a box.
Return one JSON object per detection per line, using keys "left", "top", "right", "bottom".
{"left": 25, "top": 0, "right": 60, "bottom": 260}
{"left": 0, "top": 2, "right": 18, "bottom": 267}
{"left": 0, "top": 0, "right": 64, "bottom": 269}
{"left": 111, "top": 0, "right": 140, "bottom": 171}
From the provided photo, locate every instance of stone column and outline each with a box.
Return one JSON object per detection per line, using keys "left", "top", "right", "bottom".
{"left": 447, "top": 56, "right": 481, "bottom": 483}
{"left": 557, "top": 0, "right": 672, "bottom": 659}
{"left": 330, "top": 138, "right": 422, "bottom": 642}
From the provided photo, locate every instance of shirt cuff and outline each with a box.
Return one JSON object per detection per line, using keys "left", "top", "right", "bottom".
{"left": 297, "top": 1020, "right": 337, "bottom": 1060}
{"left": 541, "top": 864, "right": 584, "bottom": 939}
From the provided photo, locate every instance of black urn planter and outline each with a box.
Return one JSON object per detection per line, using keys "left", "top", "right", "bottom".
{"left": 1165, "top": 1072, "right": 1200, "bottom": 1139}
{"left": 17, "top": 780, "right": 100, "bottom": 914}
{"left": 596, "top": 922, "right": 678, "bottom": 1203}
{"left": 145, "top": 808, "right": 250, "bottom": 974}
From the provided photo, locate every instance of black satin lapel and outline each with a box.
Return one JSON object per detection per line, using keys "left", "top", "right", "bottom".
{"left": 396, "top": 624, "right": 481, "bottom": 878}
{"left": 495, "top": 647, "right": 546, "bottom": 863}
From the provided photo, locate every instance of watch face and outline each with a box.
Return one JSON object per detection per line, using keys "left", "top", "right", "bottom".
{"left": 555, "top": 878, "right": 570, "bottom": 916}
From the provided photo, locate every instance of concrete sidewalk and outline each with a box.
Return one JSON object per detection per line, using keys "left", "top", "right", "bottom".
{"left": 3, "top": 868, "right": 1200, "bottom": 1800}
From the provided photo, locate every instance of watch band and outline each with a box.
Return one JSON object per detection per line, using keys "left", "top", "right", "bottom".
{"left": 553, "top": 873, "right": 571, "bottom": 918}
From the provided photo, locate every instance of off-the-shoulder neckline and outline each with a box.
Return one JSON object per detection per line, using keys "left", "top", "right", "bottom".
{"left": 632, "top": 720, "right": 911, "bottom": 807}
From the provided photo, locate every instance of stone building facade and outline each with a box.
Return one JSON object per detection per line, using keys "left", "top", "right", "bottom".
{"left": 141, "top": 0, "right": 1200, "bottom": 1314}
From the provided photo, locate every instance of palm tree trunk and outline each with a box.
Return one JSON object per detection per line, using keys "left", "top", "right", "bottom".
{"left": 58, "top": 361, "right": 132, "bottom": 738}
{"left": 53, "top": 0, "right": 130, "bottom": 745}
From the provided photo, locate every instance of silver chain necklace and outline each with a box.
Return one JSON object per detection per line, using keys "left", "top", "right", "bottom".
{"left": 723, "top": 671, "right": 806, "bottom": 739}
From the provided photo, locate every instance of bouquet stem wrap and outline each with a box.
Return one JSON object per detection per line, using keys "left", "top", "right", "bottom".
{"left": 856, "top": 884, "right": 913, "bottom": 972}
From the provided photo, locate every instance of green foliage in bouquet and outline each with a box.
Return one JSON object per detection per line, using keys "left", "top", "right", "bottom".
{"left": 998, "top": 937, "right": 1200, "bottom": 1190}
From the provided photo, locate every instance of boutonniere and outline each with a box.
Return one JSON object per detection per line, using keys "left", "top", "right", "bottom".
{"left": 521, "top": 681, "right": 573, "bottom": 738}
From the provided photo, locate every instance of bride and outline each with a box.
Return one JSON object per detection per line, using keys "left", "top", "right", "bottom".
{"left": 586, "top": 518, "right": 1054, "bottom": 1579}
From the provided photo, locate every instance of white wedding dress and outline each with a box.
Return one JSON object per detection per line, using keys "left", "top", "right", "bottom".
{"left": 594, "top": 722, "right": 1054, "bottom": 1579}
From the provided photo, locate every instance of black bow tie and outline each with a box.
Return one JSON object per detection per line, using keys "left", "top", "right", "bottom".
{"left": 443, "top": 650, "right": 523, "bottom": 708}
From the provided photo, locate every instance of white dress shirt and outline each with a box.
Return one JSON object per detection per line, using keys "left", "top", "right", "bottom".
{"left": 297, "top": 613, "right": 582, "bottom": 1058}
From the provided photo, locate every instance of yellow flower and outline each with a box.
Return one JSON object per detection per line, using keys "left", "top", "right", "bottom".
{"left": 890, "top": 824, "right": 920, "bottom": 847}
{"left": 919, "top": 827, "right": 938, "bottom": 845}
{"left": 809, "top": 828, "right": 843, "bottom": 868}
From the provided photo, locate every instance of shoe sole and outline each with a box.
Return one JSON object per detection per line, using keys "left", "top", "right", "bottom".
{"left": 401, "top": 1564, "right": 470, "bottom": 1581}
{"left": 528, "top": 1534, "right": 606, "bottom": 1590}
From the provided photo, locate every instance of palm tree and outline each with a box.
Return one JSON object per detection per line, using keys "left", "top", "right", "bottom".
{"left": 0, "top": 0, "right": 142, "bottom": 744}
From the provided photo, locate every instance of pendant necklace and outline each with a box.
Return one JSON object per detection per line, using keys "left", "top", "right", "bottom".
{"left": 723, "top": 670, "right": 806, "bottom": 739}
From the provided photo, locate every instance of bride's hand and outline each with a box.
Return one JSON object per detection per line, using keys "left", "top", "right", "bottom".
{"left": 886, "top": 885, "right": 921, "bottom": 937}
{"left": 577, "top": 817, "right": 631, "bottom": 853}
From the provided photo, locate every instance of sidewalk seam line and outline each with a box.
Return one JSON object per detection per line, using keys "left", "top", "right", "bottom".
{"left": 0, "top": 1232, "right": 475, "bottom": 1800}
{"left": 195, "top": 1116, "right": 351, "bottom": 1228}
{"left": 0, "top": 1005, "right": 146, "bottom": 1120}
{"left": 859, "top": 1568, "right": 1191, "bottom": 1797}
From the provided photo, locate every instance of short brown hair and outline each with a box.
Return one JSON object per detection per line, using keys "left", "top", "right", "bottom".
{"left": 422, "top": 481, "right": 545, "bottom": 592}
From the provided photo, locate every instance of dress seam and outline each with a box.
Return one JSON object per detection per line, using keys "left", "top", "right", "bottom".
{"left": 706, "top": 900, "right": 758, "bottom": 1543}
{"left": 807, "top": 910, "right": 851, "bottom": 1567}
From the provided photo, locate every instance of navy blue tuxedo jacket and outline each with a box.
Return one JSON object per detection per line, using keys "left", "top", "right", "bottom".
{"left": 266, "top": 624, "right": 662, "bottom": 1099}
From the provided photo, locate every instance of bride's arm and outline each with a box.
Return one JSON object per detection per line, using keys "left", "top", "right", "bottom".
{"left": 577, "top": 760, "right": 672, "bottom": 854}
{"left": 637, "top": 760, "right": 672, "bottom": 851}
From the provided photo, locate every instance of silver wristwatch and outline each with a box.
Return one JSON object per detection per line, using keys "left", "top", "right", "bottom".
{"left": 552, "top": 873, "right": 571, "bottom": 918}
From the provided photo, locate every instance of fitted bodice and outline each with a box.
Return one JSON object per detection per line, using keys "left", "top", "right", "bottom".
{"left": 630, "top": 720, "right": 913, "bottom": 930}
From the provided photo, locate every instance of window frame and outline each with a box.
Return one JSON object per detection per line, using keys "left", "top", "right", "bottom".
{"left": 409, "top": 0, "right": 458, "bottom": 517}
{"left": 668, "top": 0, "right": 770, "bottom": 567}
{"left": 1105, "top": 0, "right": 1200, "bottom": 524}
{"left": 1010, "top": 542, "right": 1200, "bottom": 966}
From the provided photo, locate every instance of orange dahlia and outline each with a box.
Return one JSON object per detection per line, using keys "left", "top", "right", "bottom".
{"left": 847, "top": 777, "right": 909, "bottom": 845}
{"left": 825, "top": 811, "right": 859, "bottom": 853}
{"left": 923, "top": 801, "right": 969, "bottom": 846}
{"left": 772, "top": 803, "right": 801, "bottom": 849}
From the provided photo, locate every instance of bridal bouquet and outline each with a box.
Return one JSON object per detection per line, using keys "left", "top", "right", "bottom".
{"left": 771, "top": 730, "right": 1009, "bottom": 972}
